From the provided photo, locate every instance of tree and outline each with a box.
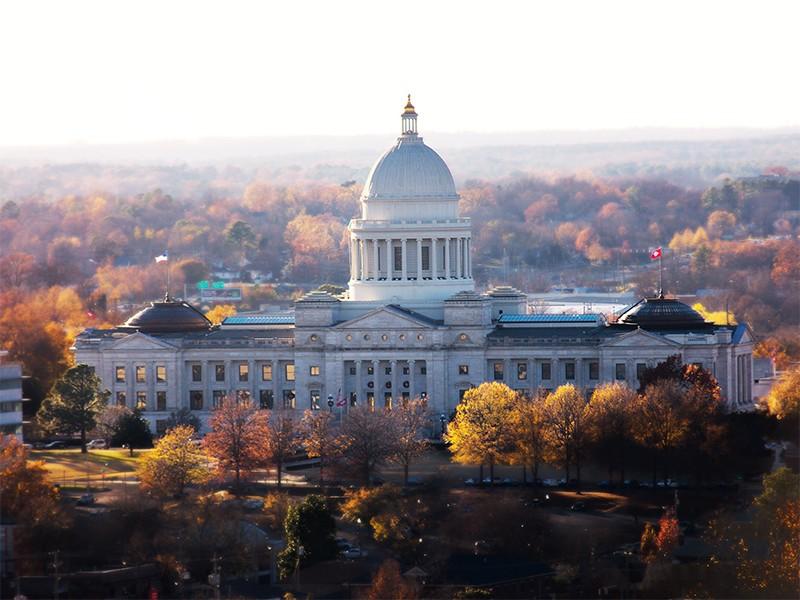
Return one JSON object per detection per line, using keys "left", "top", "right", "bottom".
{"left": 164, "top": 407, "right": 201, "bottom": 433}
{"left": 205, "top": 304, "right": 237, "bottom": 326}
{"left": 0, "top": 434, "right": 63, "bottom": 527}
{"left": 634, "top": 380, "right": 690, "bottom": 484}
{"left": 112, "top": 409, "right": 153, "bottom": 456}
{"left": 37, "top": 364, "right": 108, "bottom": 453}
{"left": 267, "top": 415, "right": 297, "bottom": 488}
{"left": 138, "top": 425, "right": 208, "bottom": 497}
{"left": 277, "top": 495, "right": 337, "bottom": 580}
{"left": 299, "top": 410, "right": 339, "bottom": 486}
{"left": 337, "top": 406, "right": 395, "bottom": 485}
{"left": 367, "top": 559, "right": 417, "bottom": 600}
{"left": 203, "top": 396, "right": 271, "bottom": 491}
{"left": 541, "top": 384, "right": 589, "bottom": 484}
{"left": 510, "top": 393, "right": 547, "bottom": 484}
{"left": 764, "top": 366, "right": 800, "bottom": 422}
{"left": 95, "top": 404, "right": 132, "bottom": 445}
{"left": 389, "top": 397, "right": 429, "bottom": 485}
{"left": 585, "top": 383, "right": 636, "bottom": 484}
{"left": 445, "top": 382, "right": 518, "bottom": 483}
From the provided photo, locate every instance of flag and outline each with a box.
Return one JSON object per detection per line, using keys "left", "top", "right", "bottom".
{"left": 336, "top": 388, "right": 346, "bottom": 407}
{"left": 650, "top": 247, "right": 662, "bottom": 260}
{"left": 154, "top": 252, "right": 168, "bottom": 263}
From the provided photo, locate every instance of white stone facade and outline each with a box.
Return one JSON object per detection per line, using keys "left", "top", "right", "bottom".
{"left": 73, "top": 100, "right": 756, "bottom": 434}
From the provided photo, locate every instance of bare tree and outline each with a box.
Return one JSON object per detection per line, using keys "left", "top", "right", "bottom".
{"left": 388, "top": 398, "right": 429, "bottom": 486}
{"left": 267, "top": 415, "right": 296, "bottom": 489}
{"left": 338, "top": 406, "right": 394, "bottom": 485}
{"left": 300, "top": 410, "right": 340, "bottom": 486}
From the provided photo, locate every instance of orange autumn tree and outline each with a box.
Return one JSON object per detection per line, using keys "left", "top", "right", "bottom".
{"left": 203, "top": 396, "right": 271, "bottom": 492}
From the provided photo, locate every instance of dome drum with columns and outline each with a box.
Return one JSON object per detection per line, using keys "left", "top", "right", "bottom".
{"left": 72, "top": 98, "right": 757, "bottom": 436}
{"left": 348, "top": 96, "right": 474, "bottom": 302}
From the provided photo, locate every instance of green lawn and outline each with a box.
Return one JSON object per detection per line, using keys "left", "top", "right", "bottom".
{"left": 31, "top": 448, "right": 149, "bottom": 483}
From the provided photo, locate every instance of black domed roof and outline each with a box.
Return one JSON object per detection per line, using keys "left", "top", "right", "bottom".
{"left": 120, "top": 296, "right": 211, "bottom": 333}
{"left": 617, "top": 296, "right": 708, "bottom": 328}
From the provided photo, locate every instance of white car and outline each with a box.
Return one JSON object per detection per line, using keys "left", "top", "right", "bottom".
{"left": 87, "top": 439, "right": 107, "bottom": 449}
{"left": 341, "top": 547, "right": 366, "bottom": 559}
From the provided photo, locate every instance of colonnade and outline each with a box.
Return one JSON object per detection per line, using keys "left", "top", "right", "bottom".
{"left": 350, "top": 236, "right": 471, "bottom": 281}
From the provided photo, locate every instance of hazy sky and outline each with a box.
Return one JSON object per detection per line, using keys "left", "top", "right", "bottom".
{"left": 1, "top": 0, "right": 797, "bottom": 145}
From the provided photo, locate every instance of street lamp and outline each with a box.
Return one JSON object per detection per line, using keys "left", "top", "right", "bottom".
{"left": 327, "top": 394, "right": 334, "bottom": 413}
{"left": 439, "top": 413, "right": 446, "bottom": 438}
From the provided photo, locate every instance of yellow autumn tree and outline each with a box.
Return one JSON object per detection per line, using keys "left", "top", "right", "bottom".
{"left": 541, "top": 384, "right": 590, "bottom": 484}
{"left": 691, "top": 302, "right": 735, "bottom": 325}
{"left": 444, "top": 382, "right": 518, "bottom": 483}
{"left": 205, "top": 304, "right": 237, "bottom": 325}
{"left": 765, "top": 366, "right": 800, "bottom": 421}
{"left": 510, "top": 393, "right": 547, "bottom": 483}
{"left": 138, "top": 425, "right": 208, "bottom": 497}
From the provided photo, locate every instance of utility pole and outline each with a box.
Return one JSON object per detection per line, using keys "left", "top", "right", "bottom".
{"left": 209, "top": 555, "right": 221, "bottom": 600}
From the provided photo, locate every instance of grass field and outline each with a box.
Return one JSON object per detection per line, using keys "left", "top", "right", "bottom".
{"left": 31, "top": 448, "right": 148, "bottom": 484}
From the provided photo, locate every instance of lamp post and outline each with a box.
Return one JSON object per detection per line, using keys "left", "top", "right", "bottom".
{"left": 327, "top": 394, "right": 334, "bottom": 413}
{"left": 440, "top": 413, "right": 446, "bottom": 439}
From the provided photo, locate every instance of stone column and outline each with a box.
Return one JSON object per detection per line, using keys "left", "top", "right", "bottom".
{"left": 416, "top": 238, "right": 423, "bottom": 279}
{"left": 386, "top": 239, "right": 393, "bottom": 280}
{"left": 444, "top": 237, "right": 451, "bottom": 278}
{"left": 465, "top": 238, "right": 471, "bottom": 278}
{"left": 271, "top": 360, "right": 279, "bottom": 405}
{"left": 456, "top": 238, "right": 463, "bottom": 278}
{"left": 372, "top": 359, "right": 380, "bottom": 411}
{"left": 249, "top": 359, "right": 256, "bottom": 398}
{"left": 505, "top": 358, "right": 512, "bottom": 385}
{"left": 431, "top": 238, "right": 438, "bottom": 279}
{"left": 360, "top": 239, "right": 367, "bottom": 279}
{"left": 528, "top": 358, "right": 535, "bottom": 396}
{"left": 425, "top": 360, "right": 433, "bottom": 401}
{"left": 390, "top": 360, "right": 397, "bottom": 408}
{"left": 408, "top": 360, "right": 416, "bottom": 398}
{"left": 350, "top": 237, "right": 357, "bottom": 280}
{"left": 401, "top": 238, "right": 408, "bottom": 280}
{"left": 373, "top": 239, "right": 380, "bottom": 279}
{"left": 355, "top": 360, "right": 362, "bottom": 406}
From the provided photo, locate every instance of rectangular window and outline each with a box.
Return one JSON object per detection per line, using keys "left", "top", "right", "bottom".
{"left": 215, "top": 364, "right": 225, "bottom": 382}
{"left": 393, "top": 245, "right": 402, "bottom": 272}
{"left": 260, "top": 389, "right": 274, "bottom": 410}
{"left": 156, "top": 391, "right": 167, "bottom": 411}
{"left": 191, "top": 364, "right": 202, "bottom": 382}
{"left": 310, "top": 390, "right": 321, "bottom": 410}
{"left": 116, "top": 391, "right": 126, "bottom": 406}
{"left": 458, "top": 364, "right": 469, "bottom": 375}
{"left": 384, "top": 393, "right": 392, "bottom": 410}
{"left": 401, "top": 391, "right": 410, "bottom": 403}
{"left": 262, "top": 363, "right": 273, "bottom": 381}
{"left": 420, "top": 366, "right": 427, "bottom": 375}
{"left": 282, "top": 390, "right": 296, "bottom": 409}
{"left": 190, "top": 391, "right": 203, "bottom": 410}
{"left": 589, "top": 362, "right": 599, "bottom": 380}
{"left": 350, "top": 366, "right": 356, "bottom": 375}
{"left": 565, "top": 362, "right": 575, "bottom": 381}
{"left": 213, "top": 390, "right": 225, "bottom": 408}
{"left": 135, "top": 366, "right": 146, "bottom": 383}
{"left": 421, "top": 245, "right": 430, "bottom": 271}
{"left": 285, "top": 363, "right": 295, "bottom": 382}
{"left": 367, "top": 392, "right": 375, "bottom": 412}
{"left": 493, "top": 362, "right": 504, "bottom": 381}
{"left": 115, "top": 366, "right": 126, "bottom": 383}
{"left": 517, "top": 362, "right": 528, "bottom": 381}
{"left": 615, "top": 363, "right": 626, "bottom": 381}
{"left": 237, "top": 390, "right": 251, "bottom": 404}
{"left": 541, "top": 362, "right": 551, "bottom": 380}
{"left": 136, "top": 391, "right": 147, "bottom": 410}
{"left": 403, "top": 366, "right": 410, "bottom": 375}
{"left": 239, "top": 364, "right": 249, "bottom": 382}
{"left": 636, "top": 363, "right": 647, "bottom": 381}
{"left": 367, "top": 366, "right": 374, "bottom": 375}
{"left": 385, "top": 366, "right": 391, "bottom": 375}
{"left": 310, "top": 365, "right": 321, "bottom": 377}
{"left": 156, "top": 365, "right": 167, "bottom": 383}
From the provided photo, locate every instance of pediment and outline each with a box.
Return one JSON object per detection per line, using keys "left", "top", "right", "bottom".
{"left": 603, "top": 328, "right": 679, "bottom": 348}
{"left": 108, "top": 332, "right": 178, "bottom": 351}
{"left": 336, "top": 306, "right": 435, "bottom": 330}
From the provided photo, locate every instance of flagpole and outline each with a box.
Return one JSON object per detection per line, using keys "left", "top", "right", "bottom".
{"left": 659, "top": 252, "right": 663, "bottom": 297}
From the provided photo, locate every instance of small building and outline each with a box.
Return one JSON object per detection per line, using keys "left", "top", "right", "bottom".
{"left": 0, "top": 351, "right": 24, "bottom": 440}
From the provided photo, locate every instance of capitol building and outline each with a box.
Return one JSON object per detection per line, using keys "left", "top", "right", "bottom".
{"left": 74, "top": 99, "right": 756, "bottom": 434}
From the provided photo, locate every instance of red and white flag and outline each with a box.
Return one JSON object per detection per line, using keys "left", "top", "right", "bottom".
{"left": 335, "top": 388, "right": 346, "bottom": 407}
{"left": 650, "top": 247, "right": 662, "bottom": 260}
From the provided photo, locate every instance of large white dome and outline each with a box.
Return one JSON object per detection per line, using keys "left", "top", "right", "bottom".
{"left": 362, "top": 136, "right": 458, "bottom": 201}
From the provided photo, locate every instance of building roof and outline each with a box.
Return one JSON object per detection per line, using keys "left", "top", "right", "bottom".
{"left": 119, "top": 296, "right": 211, "bottom": 333}
{"left": 616, "top": 296, "right": 709, "bottom": 329}
{"left": 498, "top": 313, "right": 602, "bottom": 324}
{"left": 222, "top": 314, "right": 295, "bottom": 326}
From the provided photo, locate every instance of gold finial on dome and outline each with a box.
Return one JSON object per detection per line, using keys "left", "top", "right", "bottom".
{"left": 403, "top": 94, "right": 416, "bottom": 114}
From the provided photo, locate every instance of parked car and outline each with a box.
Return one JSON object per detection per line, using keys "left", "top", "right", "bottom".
{"left": 76, "top": 493, "right": 95, "bottom": 506}
{"left": 464, "top": 478, "right": 477, "bottom": 486}
{"left": 570, "top": 501, "right": 586, "bottom": 511}
{"left": 44, "top": 441, "right": 66, "bottom": 449}
{"left": 341, "top": 547, "right": 365, "bottom": 559}
{"left": 242, "top": 498, "right": 264, "bottom": 510}
{"left": 542, "top": 478, "right": 559, "bottom": 487}
{"left": 86, "top": 439, "right": 107, "bottom": 449}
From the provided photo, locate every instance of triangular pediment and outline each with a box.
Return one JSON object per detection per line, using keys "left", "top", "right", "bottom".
{"left": 603, "top": 328, "right": 680, "bottom": 348}
{"left": 108, "top": 331, "right": 178, "bottom": 351}
{"left": 336, "top": 306, "right": 436, "bottom": 330}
